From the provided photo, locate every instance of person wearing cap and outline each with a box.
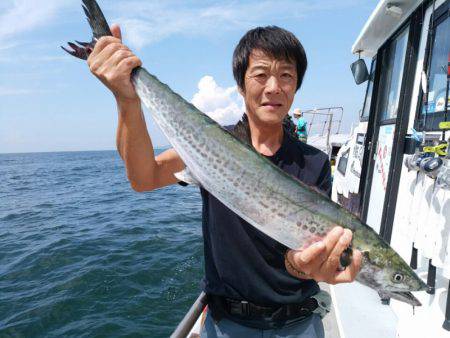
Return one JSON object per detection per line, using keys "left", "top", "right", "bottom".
{"left": 296, "top": 110, "right": 308, "bottom": 143}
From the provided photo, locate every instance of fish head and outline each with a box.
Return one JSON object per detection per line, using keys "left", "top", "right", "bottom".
{"left": 353, "top": 224, "right": 427, "bottom": 300}
{"left": 356, "top": 244, "right": 427, "bottom": 303}
{"left": 350, "top": 223, "right": 427, "bottom": 306}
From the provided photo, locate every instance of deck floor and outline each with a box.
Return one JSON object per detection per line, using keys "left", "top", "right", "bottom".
{"left": 319, "top": 283, "right": 341, "bottom": 338}
{"left": 327, "top": 282, "right": 398, "bottom": 338}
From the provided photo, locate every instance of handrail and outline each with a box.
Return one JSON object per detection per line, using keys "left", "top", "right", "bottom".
{"left": 170, "top": 292, "right": 208, "bottom": 338}
{"left": 294, "top": 106, "right": 344, "bottom": 135}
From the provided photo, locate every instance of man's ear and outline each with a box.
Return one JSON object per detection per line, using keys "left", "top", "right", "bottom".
{"left": 237, "top": 86, "right": 245, "bottom": 96}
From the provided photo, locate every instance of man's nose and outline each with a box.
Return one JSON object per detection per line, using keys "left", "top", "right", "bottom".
{"left": 265, "top": 75, "right": 281, "bottom": 94}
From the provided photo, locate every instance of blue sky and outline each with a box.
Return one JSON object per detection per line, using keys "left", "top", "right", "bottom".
{"left": 0, "top": 0, "right": 376, "bottom": 154}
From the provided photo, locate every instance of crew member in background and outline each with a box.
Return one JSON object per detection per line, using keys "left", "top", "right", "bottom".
{"left": 295, "top": 108, "right": 308, "bottom": 143}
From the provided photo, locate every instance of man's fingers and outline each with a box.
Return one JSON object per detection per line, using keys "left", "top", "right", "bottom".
{"left": 330, "top": 249, "right": 362, "bottom": 284}
{"left": 89, "top": 44, "right": 130, "bottom": 73}
{"left": 323, "top": 226, "right": 344, "bottom": 257}
{"left": 116, "top": 56, "right": 142, "bottom": 74}
{"left": 103, "top": 49, "right": 134, "bottom": 69}
{"left": 88, "top": 36, "right": 122, "bottom": 63}
{"left": 299, "top": 241, "right": 326, "bottom": 264}
{"left": 288, "top": 241, "right": 326, "bottom": 276}
{"left": 110, "top": 24, "right": 122, "bottom": 41}
{"left": 321, "top": 229, "right": 352, "bottom": 274}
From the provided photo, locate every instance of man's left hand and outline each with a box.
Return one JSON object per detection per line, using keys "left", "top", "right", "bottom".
{"left": 284, "top": 226, "right": 362, "bottom": 284}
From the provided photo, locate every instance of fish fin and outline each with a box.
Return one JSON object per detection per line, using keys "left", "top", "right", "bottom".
{"left": 377, "top": 290, "right": 390, "bottom": 301}
{"left": 61, "top": 40, "right": 94, "bottom": 60}
{"left": 175, "top": 168, "right": 200, "bottom": 186}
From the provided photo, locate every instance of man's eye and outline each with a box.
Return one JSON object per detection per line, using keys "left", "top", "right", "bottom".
{"left": 282, "top": 73, "right": 293, "bottom": 78}
{"left": 255, "top": 73, "right": 267, "bottom": 78}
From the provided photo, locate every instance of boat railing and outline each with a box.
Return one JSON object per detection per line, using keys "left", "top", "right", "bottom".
{"left": 296, "top": 106, "right": 344, "bottom": 137}
{"left": 170, "top": 291, "right": 208, "bottom": 338}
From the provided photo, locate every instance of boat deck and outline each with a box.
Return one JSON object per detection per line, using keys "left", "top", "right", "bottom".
{"left": 328, "top": 282, "right": 398, "bottom": 338}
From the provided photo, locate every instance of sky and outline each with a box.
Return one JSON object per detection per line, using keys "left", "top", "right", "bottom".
{"left": 0, "top": 0, "right": 377, "bottom": 154}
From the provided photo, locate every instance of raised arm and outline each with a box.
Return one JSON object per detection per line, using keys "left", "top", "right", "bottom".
{"left": 88, "top": 24, "right": 185, "bottom": 191}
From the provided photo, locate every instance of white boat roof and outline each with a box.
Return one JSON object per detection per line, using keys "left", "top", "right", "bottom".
{"left": 307, "top": 134, "right": 350, "bottom": 152}
{"left": 352, "top": 0, "right": 423, "bottom": 57}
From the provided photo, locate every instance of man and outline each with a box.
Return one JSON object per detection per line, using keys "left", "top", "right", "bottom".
{"left": 87, "top": 24, "right": 362, "bottom": 337}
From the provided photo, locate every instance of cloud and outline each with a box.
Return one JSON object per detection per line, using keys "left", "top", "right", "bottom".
{"left": 191, "top": 76, "right": 244, "bottom": 126}
{"left": 0, "top": 0, "right": 367, "bottom": 50}
{"left": 0, "top": 0, "right": 72, "bottom": 44}
{"left": 111, "top": 0, "right": 364, "bottom": 50}
{"left": 0, "top": 86, "right": 55, "bottom": 97}
{"left": 0, "top": 87, "right": 34, "bottom": 96}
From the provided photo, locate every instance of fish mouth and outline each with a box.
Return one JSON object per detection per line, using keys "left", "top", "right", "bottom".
{"left": 388, "top": 291, "right": 422, "bottom": 306}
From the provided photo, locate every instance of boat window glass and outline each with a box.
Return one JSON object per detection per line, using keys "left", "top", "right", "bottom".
{"left": 378, "top": 27, "right": 410, "bottom": 121}
{"left": 356, "top": 133, "right": 365, "bottom": 144}
{"left": 361, "top": 59, "right": 377, "bottom": 120}
{"left": 337, "top": 149, "right": 349, "bottom": 176}
{"left": 420, "top": 15, "right": 450, "bottom": 123}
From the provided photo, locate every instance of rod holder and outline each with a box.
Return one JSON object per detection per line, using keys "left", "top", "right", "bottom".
{"left": 410, "top": 245, "right": 418, "bottom": 269}
{"left": 426, "top": 260, "right": 436, "bottom": 295}
{"left": 443, "top": 280, "right": 450, "bottom": 331}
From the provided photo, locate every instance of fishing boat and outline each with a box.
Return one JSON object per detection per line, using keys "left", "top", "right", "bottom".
{"left": 332, "top": 0, "right": 450, "bottom": 337}
{"left": 178, "top": 0, "right": 450, "bottom": 336}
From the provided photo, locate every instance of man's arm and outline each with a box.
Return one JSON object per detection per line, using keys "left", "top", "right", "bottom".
{"left": 115, "top": 99, "right": 184, "bottom": 191}
{"left": 88, "top": 24, "right": 184, "bottom": 191}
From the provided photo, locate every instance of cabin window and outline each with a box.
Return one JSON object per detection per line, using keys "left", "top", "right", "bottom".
{"left": 337, "top": 149, "right": 349, "bottom": 176}
{"left": 418, "top": 12, "right": 450, "bottom": 130}
{"left": 378, "top": 28, "right": 409, "bottom": 121}
{"left": 361, "top": 59, "right": 377, "bottom": 121}
{"left": 356, "top": 133, "right": 365, "bottom": 145}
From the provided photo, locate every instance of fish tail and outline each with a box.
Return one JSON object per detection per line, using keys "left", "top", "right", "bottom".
{"left": 61, "top": 0, "right": 112, "bottom": 60}
{"left": 81, "top": 0, "right": 112, "bottom": 40}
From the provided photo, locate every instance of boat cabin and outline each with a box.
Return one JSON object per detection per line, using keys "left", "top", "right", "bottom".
{"left": 333, "top": 0, "right": 450, "bottom": 336}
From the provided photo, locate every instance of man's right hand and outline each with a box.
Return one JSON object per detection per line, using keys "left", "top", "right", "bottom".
{"left": 87, "top": 24, "right": 142, "bottom": 102}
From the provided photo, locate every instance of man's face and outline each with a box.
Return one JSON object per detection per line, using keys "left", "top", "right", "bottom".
{"left": 240, "top": 49, "right": 298, "bottom": 126}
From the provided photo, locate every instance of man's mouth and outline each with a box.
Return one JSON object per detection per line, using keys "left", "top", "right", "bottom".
{"left": 262, "top": 102, "right": 282, "bottom": 108}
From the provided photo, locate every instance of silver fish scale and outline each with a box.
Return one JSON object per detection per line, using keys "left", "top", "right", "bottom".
{"left": 132, "top": 68, "right": 357, "bottom": 249}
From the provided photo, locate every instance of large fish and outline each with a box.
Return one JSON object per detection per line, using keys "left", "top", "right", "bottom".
{"left": 63, "top": 0, "right": 427, "bottom": 305}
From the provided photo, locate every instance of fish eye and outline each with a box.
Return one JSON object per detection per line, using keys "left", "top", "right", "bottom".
{"left": 392, "top": 273, "right": 404, "bottom": 283}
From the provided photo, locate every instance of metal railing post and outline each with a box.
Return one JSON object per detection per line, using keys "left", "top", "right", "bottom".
{"left": 170, "top": 292, "right": 208, "bottom": 338}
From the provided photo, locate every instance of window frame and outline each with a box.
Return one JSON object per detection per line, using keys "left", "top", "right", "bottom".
{"left": 360, "top": 58, "right": 377, "bottom": 122}
{"left": 415, "top": 1, "right": 450, "bottom": 131}
{"left": 377, "top": 27, "right": 411, "bottom": 123}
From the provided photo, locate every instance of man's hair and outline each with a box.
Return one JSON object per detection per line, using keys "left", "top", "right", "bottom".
{"left": 232, "top": 26, "right": 307, "bottom": 92}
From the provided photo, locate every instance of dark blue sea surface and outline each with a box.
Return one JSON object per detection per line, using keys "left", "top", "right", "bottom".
{"left": 0, "top": 150, "right": 204, "bottom": 338}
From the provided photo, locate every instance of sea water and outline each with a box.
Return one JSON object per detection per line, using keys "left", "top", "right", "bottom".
{"left": 0, "top": 150, "right": 204, "bottom": 338}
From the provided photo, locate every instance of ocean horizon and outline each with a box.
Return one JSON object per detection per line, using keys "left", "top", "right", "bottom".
{"left": 0, "top": 147, "right": 171, "bottom": 156}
